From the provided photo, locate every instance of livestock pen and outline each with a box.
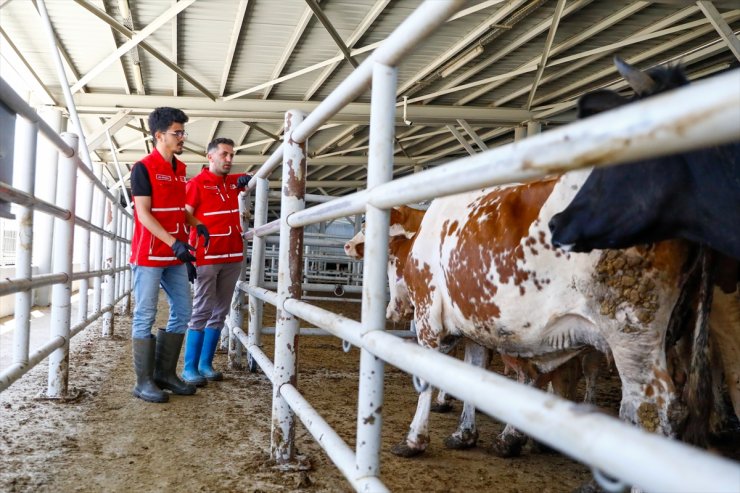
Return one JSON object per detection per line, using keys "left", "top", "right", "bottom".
{"left": 2, "top": 1, "right": 740, "bottom": 492}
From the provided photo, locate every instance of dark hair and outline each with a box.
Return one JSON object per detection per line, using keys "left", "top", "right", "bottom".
{"left": 148, "top": 107, "right": 188, "bottom": 142}
{"left": 207, "top": 137, "right": 235, "bottom": 154}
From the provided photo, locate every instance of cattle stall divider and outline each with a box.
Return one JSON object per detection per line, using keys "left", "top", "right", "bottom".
{"left": 0, "top": 76, "right": 133, "bottom": 396}
{"left": 226, "top": 1, "right": 740, "bottom": 491}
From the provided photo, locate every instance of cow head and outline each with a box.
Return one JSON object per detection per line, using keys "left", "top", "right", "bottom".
{"left": 343, "top": 206, "right": 426, "bottom": 322}
{"left": 549, "top": 57, "right": 691, "bottom": 252}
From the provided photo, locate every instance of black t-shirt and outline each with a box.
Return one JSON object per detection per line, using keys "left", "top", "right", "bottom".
{"left": 130, "top": 157, "right": 179, "bottom": 196}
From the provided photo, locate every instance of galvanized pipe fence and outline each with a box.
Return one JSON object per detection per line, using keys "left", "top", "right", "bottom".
{"left": 0, "top": 74, "right": 133, "bottom": 396}
{"left": 228, "top": 0, "right": 740, "bottom": 491}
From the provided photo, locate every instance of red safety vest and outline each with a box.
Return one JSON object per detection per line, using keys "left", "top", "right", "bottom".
{"left": 186, "top": 169, "right": 245, "bottom": 265}
{"left": 130, "top": 149, "right": 189, "bottom": 267}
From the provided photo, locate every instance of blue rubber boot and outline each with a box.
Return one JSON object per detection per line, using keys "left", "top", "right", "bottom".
{"left": 198, "top": 327, "right": 224, "bottom": 381}
{"left": 181, "top": 329, "right": 207, "bottom": 387}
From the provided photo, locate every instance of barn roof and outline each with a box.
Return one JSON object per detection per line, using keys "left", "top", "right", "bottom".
{"left": 1, "top": 0, "right": 738, "bottom": 215}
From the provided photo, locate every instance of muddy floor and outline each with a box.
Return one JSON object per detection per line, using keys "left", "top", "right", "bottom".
{"left": 0, "top": 294, "right": 735, "bottom": 492}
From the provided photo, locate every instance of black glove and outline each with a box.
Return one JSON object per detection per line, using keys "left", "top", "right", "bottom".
{"left": 186, "top": 262, "right": 197, "bottom": 283}
{"left": 196, "top": 224, "right": 210, "bottom": 247}
{"left": 236, "top": 174, "right": 252, "bottom": 189}
{"left": 171, "top": 239, "right": 196, "bottom": 263}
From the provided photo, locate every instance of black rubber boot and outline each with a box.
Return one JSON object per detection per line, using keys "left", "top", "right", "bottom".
{"left": 132, "top": 336, "right": 169, "bottom": 403}
{"left": 154, "top": 329, "right": 196, "bottom": 395}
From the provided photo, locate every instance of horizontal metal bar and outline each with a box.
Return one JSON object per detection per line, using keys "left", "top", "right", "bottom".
{"left": 0, "top": 181, "right": 71, "bottom": 220}
{"left": 0, "top": 336, "right": 64, "bottom": 392}
{"left": 0, "top": 273, "right": 68, "bottom": 297}
{"left": 243, "top": 219, "right": 281, "bottom": 240}
{"left": 232, "top": 325, "right": 274, "bottom": 382}
{"left": 282, "top": 296, "right": 739, "bottom": 491}
{"left": 0, "top": 77, "right": 73, "bottom": 157}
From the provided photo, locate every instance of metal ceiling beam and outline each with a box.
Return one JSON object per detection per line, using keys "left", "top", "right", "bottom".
{"left": 72, "top": 0, "right": 215, "bottom": 100}
{"left": 454, "top": 0, "right": 593, "bottom": 106}
{"left": 697, "top": 1, "right": 740, "bottom": 61}
{"left": 219, "top": 0, "right": 249, "bottom": 97}
{"left": 0, "top": 26, "right": 58, "bottom": 105}
{"left": 457, "top": 119, "right": 488, "bottom": 151}
{"left": 525, "top": 0, "right": 566, "bottom": 110}
{"left": 396, "top": 0, "right": 529, "bottom": 95}
{"left": 305, "top": 0, "right": 358, "bottom": 69}
{"left": 492, "top": 5, "right": 703, "bottom": 107}
{"left": 262, "top": 4, "right": 314, "bottom": 99}
{"left": 225, "top": 0, "right": 492, "bottom": 102}
{"left": 171, "top": 0, "right": 178, "bottom": 96}
{"left": 304, "top": 0, "right": 388, "bottom": 100}
{"left": 446, "top": 124, "right": 475, "bottom": 156}
{"left": 71, "top": 0, "right": 195, "bottom": 93}
{"left": 70, "top": 93, "right": 546, "bottom": 125}
{"left": 115, "top": 0, "right": 138, "bottom": 95}
{"left": 531, "top": 18, "right": 729, "bottom": 107}
{"left": 85, "top": 110, "right": 133, "bottom": 151}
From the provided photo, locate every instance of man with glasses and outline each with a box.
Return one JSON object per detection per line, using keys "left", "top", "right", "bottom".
{"left": 129, "top": 107, "right": 210, "bottom": 403}
{"left": 181, "top": 137, "right": 252, "bottom": 386}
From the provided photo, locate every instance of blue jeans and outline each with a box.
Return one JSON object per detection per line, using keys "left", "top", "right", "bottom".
{"left": 131, "top": 264, "right": 192, "bottom": 339}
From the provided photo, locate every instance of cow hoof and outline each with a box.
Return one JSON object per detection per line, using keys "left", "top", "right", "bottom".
{"left": 443, "top": 429, "right": 478, "bottom": 450}
{"left": 390, "top": 442, "right": 425, "bottom": 458}
{"left": 488, "top": 437, "right": 525, "bottom": 458}
{"left": 529, "top": 439, "right": 557, "bottom": 454}
{"left": 430, "top": 402, "right": 454, "bottom": 413}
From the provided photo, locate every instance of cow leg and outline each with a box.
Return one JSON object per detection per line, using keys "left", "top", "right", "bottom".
{"left": 580, "top": 350, "right": 602, "bottom": 405}
{"left": 431, "top": 389, "right": 454, "bottom": 413}
{"left": 391, "top": 385, "right": 433, "bottom": 457}
{"left": 489, "top": 357, "right": 535, "bottom": 457}
{"left": 443, "top": 341, "right": 490, "bottom": 450}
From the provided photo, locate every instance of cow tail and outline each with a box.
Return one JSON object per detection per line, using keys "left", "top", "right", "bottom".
{"left": 684, "top": 247, "right": 715, "bottom": 447}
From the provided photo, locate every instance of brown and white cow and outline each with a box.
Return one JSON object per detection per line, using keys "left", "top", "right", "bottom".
{"left": 350, "top": 173, "right": 694, "bottom": 457}
{"left": 345, "top": 203, "right": 607, "bottom": 456}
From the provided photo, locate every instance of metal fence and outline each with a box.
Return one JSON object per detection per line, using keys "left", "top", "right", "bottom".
{"left": 0, "top": 32, "right": 133, "bottom": 395}
{"left": 230, "top": 1, "right": 740, "bottom": 492}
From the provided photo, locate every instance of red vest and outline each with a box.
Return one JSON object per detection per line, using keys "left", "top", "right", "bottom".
{"left": 186, "top": 169, "right": 245, "bottom": 265}
{"left": 130, "top": 149, "right": 188, "bottom": 267}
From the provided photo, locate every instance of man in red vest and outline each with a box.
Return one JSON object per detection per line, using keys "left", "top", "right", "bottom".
{"left": 181, "top": 137, "right": 251, "bottom": 386}
{"left": 129, "top": 107, "right": 210, "bottom": 403}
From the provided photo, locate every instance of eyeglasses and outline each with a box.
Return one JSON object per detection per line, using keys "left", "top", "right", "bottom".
{"left": 166, "top": 130, "right": 188, "bottom": 139}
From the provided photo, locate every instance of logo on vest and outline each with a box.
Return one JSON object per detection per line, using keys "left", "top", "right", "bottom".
{"left": 155, "top": 174, "right": 172, "bottom": 181}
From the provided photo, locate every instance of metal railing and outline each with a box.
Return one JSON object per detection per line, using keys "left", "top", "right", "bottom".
{"left": 228, "top": 1, "right": 740, "bottom": 492}
{"left": 0, "top": 76, "right": 132, "bottom": 394}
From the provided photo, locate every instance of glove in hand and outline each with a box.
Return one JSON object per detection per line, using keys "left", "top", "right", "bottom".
{"left": 171, "top": 240, "right": 196, "bottom": 263}
{"left": 196, "top": 224, "right": 210, "bottom": 247}
{"left": 236, "top": 174, "right": 252, "bottom": 189}
{"left": 186, "top": 262, "right": 197, "bottom": 283}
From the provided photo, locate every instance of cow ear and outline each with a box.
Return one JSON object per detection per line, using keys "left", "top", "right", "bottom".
{"left": 577, "top": 90, "right": 628, "bottom": 118}
{"left": 614, "top": 56, "right": 655, "bottom": 96}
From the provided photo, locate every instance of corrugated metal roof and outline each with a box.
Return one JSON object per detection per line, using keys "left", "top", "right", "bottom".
{"left": 1, "top": 0, "right": 738, "bottom": 200}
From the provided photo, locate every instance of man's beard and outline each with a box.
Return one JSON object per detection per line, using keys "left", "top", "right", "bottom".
{"left": 174, "top": 147, "right": 184, "bottom": 155}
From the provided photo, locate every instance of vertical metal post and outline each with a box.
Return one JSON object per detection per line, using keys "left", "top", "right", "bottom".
{"left": 33, "top": 106, "right": 61, "bottom": 307}
{"left": 226, "top": 189, "right": 251, "bottom": 368}
{"left": 355, "top": 62, "right": 395, "bottom": 481}
{"left": 246, "top": 177, "right": 268, "bottom": 372}
{"left": 527, "top": 120, "right": 541, "bottom": 136}
{"left": 91, "top": 174, "right": 106, "bottom": 314}
{"left": 123, "top": 215, "right": 132, "bottom": 314}
{"left": 271, "top": 109, "right": 306, "bottom": 465}
{"left": 47, "top": 133, "right": 77, "bottom": 398}
{"left": 514, "top": 125, "right": 527, "bottom": 142}
{"left": 102, "top": 193, "right": 119, "bottom": 336}
{"left": 12, "top": 116, "right": 37, "bottom": 368}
